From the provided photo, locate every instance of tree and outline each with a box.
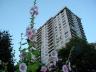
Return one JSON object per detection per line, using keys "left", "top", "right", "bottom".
{"left": 0, "top": 31, "right": 15, "bottom": 72}
{"left": 58, "top": 37, "right": 96, "bottom": 72}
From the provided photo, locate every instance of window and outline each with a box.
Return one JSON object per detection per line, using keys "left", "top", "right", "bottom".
{"left": 55, "top": 26, "right": 57, "bottom": 28}
{"left": 55, "top": 26, "right": 57, "bottom": 31}
{"left": 63, "top": 23, "right": 66, "bottom": 26}
{"left": 63, "top": 25, "right": 67, "bottom": 28}
{"left": 60, "top": 28, "right": 62, "bottom": 31}
{"left": 65, "top": 31, "right": 68, "bottom": 38}
{"left": 56, "top": 38, "right": 59, "bottom": 43}
{"left": 59, "top": 25, "right": 61, "bottom": 28}
{"left": 60, "top": 36, "right": 62, "bottom": 39}
{"left": 65, "top": 31, "right": 68, "bottom": 35}
{"left": 55, "top": 29, "right": 57, "bottom": 31}
{"left": 62, "top": 15, "right": 64, "bottom": 18}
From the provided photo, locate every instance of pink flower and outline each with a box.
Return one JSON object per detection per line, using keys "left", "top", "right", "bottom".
{"left": 19, "top": 52, "right": 26, "bottom": 61}
{"left": 19, "top": 63, "right": 27, "bottom": 72}
{"left": 26, "top": 26, "right": 33, "bottom": 40}
{"left": 62, "top": 65, "right": 69, "bottom": 72}
{"left": 40, "top": 66, "right": 47, "bottom": 72}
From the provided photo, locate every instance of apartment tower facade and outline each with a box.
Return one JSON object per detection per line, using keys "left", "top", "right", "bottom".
{"left": 37, "top": 7, "right": 86, "bottom": 65}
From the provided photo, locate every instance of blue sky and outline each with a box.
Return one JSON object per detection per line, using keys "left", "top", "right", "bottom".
{"left": 0, "top": 0, "right": 96, "bottom": 62}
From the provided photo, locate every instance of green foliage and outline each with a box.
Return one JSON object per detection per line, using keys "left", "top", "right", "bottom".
{"left": 27, "top": 61, "right": 40, "bottom": 72}
{"left": 15, "top": 38, "right": 41, "bottom": 72}
{"left": 58, "top": 37, "right": 96, "bottom": 72}
{"left": 0, "top": 31, "right": 15, "bottom": 72}
{"left": 66, "top": 37, "right": 88, "bottom": 48}
{"left": 32, "top": 50, "right": 40, "bottom": 57}
{"left": 14, "top": 64, "right": 19, "bottom": 72}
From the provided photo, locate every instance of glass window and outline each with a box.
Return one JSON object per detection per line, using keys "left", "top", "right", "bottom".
{"left": 65, "top": 31, "right": 68, "bottom": 38}
{"left": 63, "top": 25, "right": 67, "bottom": 28}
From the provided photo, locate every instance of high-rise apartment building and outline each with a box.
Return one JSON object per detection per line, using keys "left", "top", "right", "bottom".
{"left": 37, "top": 7, "right": 86, "bottom": 65}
